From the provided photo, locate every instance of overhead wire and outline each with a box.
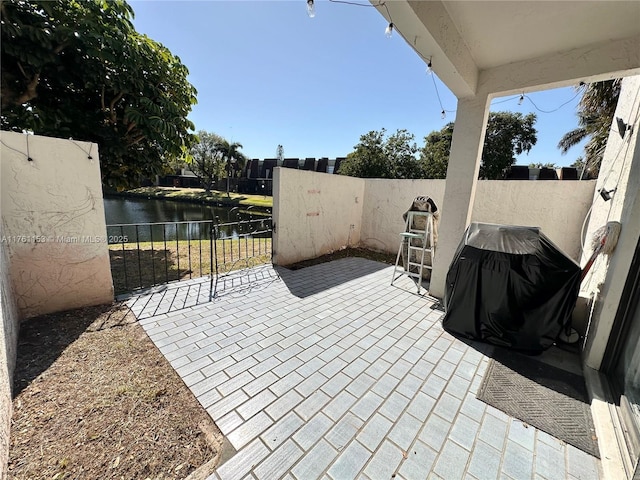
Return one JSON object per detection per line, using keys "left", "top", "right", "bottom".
{"left": 313, "top": 0, "right": 583, "bottom": 118}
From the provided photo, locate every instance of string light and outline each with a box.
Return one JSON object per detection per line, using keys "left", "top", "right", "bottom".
{"left": 69, "top": 137, "right": 95, "bottom": 160}
{"left": 328, "top": 0, "right": 378, "bottom": 6}
{"left": 0, "top": 134, "right": 36, "bottom": 166}
{"left": 521, "top": 90, "right": 582, "bottom": 113}
{"left": 317, "top": 1, "right": 395, "bottom": 38}
{"left": 490, "top": 89, "right": 582, "bottom": 114}
{"left": 381, "top": 2, "right": 394, "bottom": 38}
{"left": 385, "top": 22, "right": 394, "bottom": 38}
{"left": 1, "top": 138, "right": 33, "bottom": 162}
{"left": 26, "top": 134, "right": 33, "bottom": 162}
{"left": 303, "top": 1, "right": 584, "bottom": 119}
{"left": 429, "top": 66, "right": 455, "bottom": 118}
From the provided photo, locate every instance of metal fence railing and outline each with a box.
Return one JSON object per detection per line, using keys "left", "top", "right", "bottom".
{"left": 209, "top": 218, "right": 273, "bottom": 299}
{"left": 107, "top": 218, "right": 272, "bottom": 296}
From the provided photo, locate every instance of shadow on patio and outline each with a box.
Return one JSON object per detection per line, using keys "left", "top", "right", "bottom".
{"left": 135, "top": 258, "right": 602, "bottom": 480}
{"left": 276, "top": 257, "right": 390, "bottom": 299}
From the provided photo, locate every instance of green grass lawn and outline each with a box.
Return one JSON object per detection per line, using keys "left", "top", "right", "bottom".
{"left": 109, "top": 238, "right": 272, "bottom": 294}
{"left": 119, "top": 186, "right": 273, "bottom": 209}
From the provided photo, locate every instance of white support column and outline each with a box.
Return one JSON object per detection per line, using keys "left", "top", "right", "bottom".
{"left": 429, "top": 95, "right": 490, "bottom": 298}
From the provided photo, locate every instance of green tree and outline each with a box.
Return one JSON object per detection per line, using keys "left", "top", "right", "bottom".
{"left": 338, "top": 128, "right": 422, "bottom": 179}
{"left": 217, "top": 139, "right": 247, "bottom": 196}
{"left": 420, "top": 112, "right": 538, "bottom": 179}
{"left": 189, "top": 131, "right": 226, "bottom": 193}
{"left": 557, "top": 79, "right": 621, "bottom": 177}
{"left": 386, "top": 129, "right": 422, "bottom": 179}
{"left": 339, "top": 130, "right": 389, "bottom": 178}
{"left": 481, "top": 112, "right": 537, "bottom": 179}
{"left": 419, "top": 123, "right": 454, "bottom": 179}
{"left": 1, "top": 0, "right": 197, "bottom": 189}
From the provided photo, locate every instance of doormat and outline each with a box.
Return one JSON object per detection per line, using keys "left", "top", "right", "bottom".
{"left": 477, "top": 348, "right": 600, "bottom": 458}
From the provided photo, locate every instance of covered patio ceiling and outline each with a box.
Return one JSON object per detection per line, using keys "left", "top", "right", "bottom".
{"left": 371, "top": 1, "right": 640, "bottom": 301}
{"left": 376, "top": 1, "right": 640, "bottom": 97}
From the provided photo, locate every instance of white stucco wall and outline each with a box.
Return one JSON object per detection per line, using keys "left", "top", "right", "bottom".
{"left": 1, "top": 132, "right": 114, "bottom": 318}
{"left": 582, "top": 76, "right": 640, "bottom": 370}
{"left": 360, "top": 178, "right": 446, "bottom": 253}
{"left": 273, "top": 168, "right": 364, "bottom": 266}
{"left": 274, "top": 169, "right": 595, "bottom": 269}
{"left": 472, "top": 180, "right": 596, "bottom": 261}
{"left": 0, "top": 225, "right": 19, "bottom": 480}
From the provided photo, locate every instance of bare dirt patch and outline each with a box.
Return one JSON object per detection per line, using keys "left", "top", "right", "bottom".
{"left": 9, "top": 304, "right": 223, "bottom": 479}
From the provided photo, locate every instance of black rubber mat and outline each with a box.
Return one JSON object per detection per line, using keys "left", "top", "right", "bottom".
{"left": 477, "top": 348, "right": 600, "bottom": 458}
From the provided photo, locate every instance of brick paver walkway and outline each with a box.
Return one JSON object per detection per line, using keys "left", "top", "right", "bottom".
{"left": 136, "top": 258, "right": 602, "bottom": 480}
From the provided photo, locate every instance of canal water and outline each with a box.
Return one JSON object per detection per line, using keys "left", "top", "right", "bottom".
{"left": 103, "top": 196, "right": 270, "bottom": 242}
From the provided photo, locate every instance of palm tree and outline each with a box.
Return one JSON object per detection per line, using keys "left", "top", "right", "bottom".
{"left": 558, "top": 79, "right": 621, "bottom": 177}
{"left": 216, "top": 139, "right": 247, "bottom": 196}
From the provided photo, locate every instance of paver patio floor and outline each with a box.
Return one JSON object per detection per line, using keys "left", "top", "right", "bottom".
{"left": 136, "top": 257, "right": 602, "bottom": 480}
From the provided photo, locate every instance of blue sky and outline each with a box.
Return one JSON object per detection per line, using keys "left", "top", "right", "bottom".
{"left": 129, "top": 0, "right": 586, "bottom": 167}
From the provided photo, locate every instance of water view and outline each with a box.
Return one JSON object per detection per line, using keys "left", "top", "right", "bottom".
{"left": 103, "top": 196, "right": 271, "bottom": 242}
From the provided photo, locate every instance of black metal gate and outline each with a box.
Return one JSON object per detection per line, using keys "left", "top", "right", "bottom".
{"left": 209, "top": 217, "right": 273, "bottom": 299}
{"left": 107, "top": 219, "right": 217, "bottom": 295}
{"left": 106, "top": 217, "right": 275, "bottom": 319}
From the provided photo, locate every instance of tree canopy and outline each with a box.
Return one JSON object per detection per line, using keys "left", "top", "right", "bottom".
{"left": 1, "top": 0, "right": 197, "bottom": 189}
{"left": 420, "top": 111, "right": 538, "bottom": 179}
{"left": 217, "top": 138, "right": 247, "bottom": 195}
{"left": 419, "top": 123, "right": 454, "bottom": 179}
{"left": 188, "top": 132, "right": 247, "bottom": 194}
{"left": 338, "top": 129, "right": 423, "bottom": 179}
{"left": 557, "top": 79, "right": 621, "bottom": 177}
{"left": 189, "top": 131, "right": 226, "bottom": 193}
{"left": 480, "top": 112, "right": 537, "bottom": 179}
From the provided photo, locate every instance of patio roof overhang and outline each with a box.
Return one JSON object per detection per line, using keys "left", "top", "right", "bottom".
{"left": 374, "top": 0, "right": 640, "bottom": 98}
{"left": 371, "top": 0, "right": 640, "bottom": 301}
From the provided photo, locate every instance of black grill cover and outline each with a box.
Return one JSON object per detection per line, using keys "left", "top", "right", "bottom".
{"left": 443, "top": 223, "right": 581, "bottom": 353}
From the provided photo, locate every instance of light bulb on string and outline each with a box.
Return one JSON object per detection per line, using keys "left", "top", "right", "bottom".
{"left": 307, "top": 0, "right": 315, "bottom": 18}
{"left": 518, "top": 93, "right": 525, "bottom": 105}
{"left": 426, "top": 58, "right": 433, "bottom": 75}
{"left": 441, "top": 110, "right": 446, "bottom": 119}
{"left": 385, "top": 23, "right": 394, "bottom": 38}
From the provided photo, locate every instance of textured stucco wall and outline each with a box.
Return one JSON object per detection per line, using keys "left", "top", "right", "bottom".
{"left": 273, "top": 168, "right": 364, "bottom": 266}
{"left": 0, "top": 225, "right": 19, "bottom": 480}
{"left": 471, "top": 180, "right": 596, "bottom": 261}
{"left": 274, "top": 169, "right": 595, "bottom": 267}
{"left": 582, "top": 75, "right": 640, "bottom": 369}
{"left": 360, "top": 178, "right": 446, "bottom": 253}
{"left": 360, "top": 178, "right": 593, "bottom": 261}
{"left": 1, "top": 132, "right": 114, "bottom": 318}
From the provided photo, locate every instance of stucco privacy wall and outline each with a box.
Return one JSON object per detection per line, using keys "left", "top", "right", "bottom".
{"left": 0, "top": 225, "right": 19, "bottom": 480}
{"left": 274, "top": 168, "right": 595, "bottom": 266}
{"left": 360, "top": 178, "right": 446, "bottom": 253}
{"left": 472, "top": 180, "right": 596, "bottom": 261}
{"left": 1, "top": 132, "right": 113, "bottom": 318}
{"left": 272, "top": 168, "right": 364, "bottom": 266}
{"left": 361, "top": 179, "right": 595, "bottom": 259}
{"left": 582, "top": 75, "right": 640, "bottom": 370}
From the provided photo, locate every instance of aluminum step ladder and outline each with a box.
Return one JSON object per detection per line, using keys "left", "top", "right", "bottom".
{"left": 391, "top": 211, "right": 435, "bottom": 293}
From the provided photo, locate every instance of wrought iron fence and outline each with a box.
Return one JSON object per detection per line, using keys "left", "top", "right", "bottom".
{"left": 209, "top": 218, "right": 273, "bottom": 299}
{"left": 107, "top": 217, "right": 272, "bottom": 296}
